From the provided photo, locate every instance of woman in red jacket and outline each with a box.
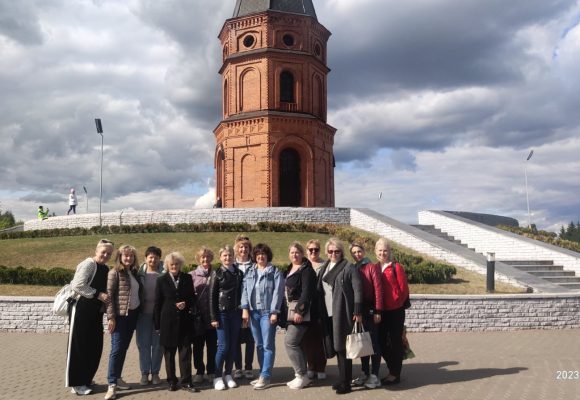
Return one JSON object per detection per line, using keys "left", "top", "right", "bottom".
{"left": 349, "top": 243, "right": 383, "bottom": 389}
{"left": 375, "top": 238, "right": 409, "bottom": 385}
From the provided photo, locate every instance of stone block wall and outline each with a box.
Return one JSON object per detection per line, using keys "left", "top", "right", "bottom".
{"left": 24, "top": 207, "right": 351, "bottom": 231}
{"left": 2, "top": 294, "right": 579, "bottom": 333}
{"left": 407, "top": 294, "right": 580, "bottom": 332}
{"left": 418, "top": 210, "right": 580, "bottom": 275}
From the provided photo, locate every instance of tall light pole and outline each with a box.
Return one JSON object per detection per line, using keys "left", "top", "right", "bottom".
{"left": 524, "top": 149, "right": 534, "bottom": 229}
{"left": 83, "top": 185, "right": 88, "bottom": 214}
{"left": 95, "top": 119, "right": 104, "bottom": 226}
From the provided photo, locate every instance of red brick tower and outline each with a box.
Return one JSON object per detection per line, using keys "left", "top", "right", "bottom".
{"left": 214, "top": 0, "right": 336, "bottom": 207}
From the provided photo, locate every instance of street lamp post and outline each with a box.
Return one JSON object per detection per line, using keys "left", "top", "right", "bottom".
{"left": 95, "top": 119, "right": 104, "bottom": 226}
{"left": 524, "top": 149, "right": 534, "bottom": 229}
{"left": 83, "top": 186, "right": 88, "bottom": 214}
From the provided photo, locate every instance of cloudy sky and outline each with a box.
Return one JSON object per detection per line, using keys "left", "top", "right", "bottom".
{"left": 1, "top": 0, "right": 579, "bottom": 231}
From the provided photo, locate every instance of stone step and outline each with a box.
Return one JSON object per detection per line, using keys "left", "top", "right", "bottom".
{"left": 543, "top": 277, "right": 580, "bottom": 283}
{"left": 512, "top": 265, "right": 564, "bottom": 272}
{"left": 528, "top": 270, "right": 576, "bottom": 277}
{"left": 557, "top": 283, "right": 580, "bottom": 290}
{"left": 500, "top": 260, "right": 554, "bottom": 266}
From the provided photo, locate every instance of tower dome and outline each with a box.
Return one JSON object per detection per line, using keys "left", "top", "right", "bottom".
{"left": 233, "top": 0, "right": 317, "bottom": 20}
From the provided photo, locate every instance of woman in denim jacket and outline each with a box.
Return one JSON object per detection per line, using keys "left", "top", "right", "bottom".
{"left": 241, "top": 243, "right": 284, "bottom": 390}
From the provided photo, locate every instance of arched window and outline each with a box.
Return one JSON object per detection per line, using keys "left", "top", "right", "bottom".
{"left": 280, "top": 71, "right": 294, "bottom": 103}
{"left": 223, "top": 80, "right": 229, "bottom": 116}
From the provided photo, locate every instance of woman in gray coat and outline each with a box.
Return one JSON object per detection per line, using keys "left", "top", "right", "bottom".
{"left": 315, "top": 238, "right": 363, "bottom": 395}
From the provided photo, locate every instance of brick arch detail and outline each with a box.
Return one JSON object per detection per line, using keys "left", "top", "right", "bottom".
{"left": 239, "top": 67, "right": 261, "bottom": 112}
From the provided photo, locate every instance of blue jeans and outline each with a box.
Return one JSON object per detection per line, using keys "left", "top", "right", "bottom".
{"left": 136, "top": 312, "right": 163, "bottom": 375}
{"left": 215, "top": 310, "right": 241, "bottom": 377}
{"left": 249, "top": 310, "right": 276, "bottom": 379}
{"left": 107, "top": 309, "right": 138, "bottom": 385}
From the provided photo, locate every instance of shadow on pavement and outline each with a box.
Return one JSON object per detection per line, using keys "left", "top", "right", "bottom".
{"left": 393, "top": 361, "right": 527, "bottom": 389}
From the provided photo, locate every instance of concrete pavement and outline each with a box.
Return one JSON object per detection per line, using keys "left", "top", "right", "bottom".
{"left": 1, "top": 329, "right": 579, "bottom": 400}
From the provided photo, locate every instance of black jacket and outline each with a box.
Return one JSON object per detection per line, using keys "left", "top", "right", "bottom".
{"left": 209, "top": 265, "right": 243, "bottom": 322}
{"left": 284, "top": 258, "right": 316, "bottom": 320}
{"left": 153, "top": 272, "right": 196, "bottom": 347}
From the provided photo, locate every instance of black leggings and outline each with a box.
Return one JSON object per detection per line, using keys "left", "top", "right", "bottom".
{"left": 379, "top": 307, "right": 405, "bottom": 377}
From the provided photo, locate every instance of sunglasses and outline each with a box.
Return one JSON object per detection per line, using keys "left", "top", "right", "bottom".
{"left": 308, "top": 248, "right": 320, "bottom": 253}
{"left": 328, "top": 250, "right": 342, "bottom": 255}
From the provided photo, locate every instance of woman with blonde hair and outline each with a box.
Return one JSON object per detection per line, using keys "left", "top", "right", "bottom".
{"left": 66, "top": 239, "right": 113, "bottom": 396}
{"left": 375, "top": 238, "right": 409, "bottom": 386}
{"left": 284, "top": 241, "right": 317, "bottom": 390}
{"left": 233, "top": 235, "right": 255, "bottom": 380}
{"left": 315, "top": 237, "right": 363, "bottom": 395}
{"left": 154, "top": 252, "right": 198, "bottom": 392}
{"left": 210, "top": 245, "right": 244, "bottom": 390}
{"left": 104, "top": 245, "right": 143, "bottom": 400}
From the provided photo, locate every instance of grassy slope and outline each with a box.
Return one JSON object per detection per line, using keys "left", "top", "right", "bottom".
{"left": 0, "top": 232, "right": 526, "bottom": 295}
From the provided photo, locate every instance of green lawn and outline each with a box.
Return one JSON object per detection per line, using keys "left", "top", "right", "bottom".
{"left": 0, "top": 231, "right": 527, "bottom": 295}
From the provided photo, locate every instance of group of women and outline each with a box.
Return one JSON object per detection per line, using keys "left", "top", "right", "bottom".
{"left": 65, "top": 235, "right": 410, "bottom": 398}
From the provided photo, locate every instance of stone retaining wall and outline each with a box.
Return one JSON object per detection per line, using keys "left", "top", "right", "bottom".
{"left": 23, "top": 208, "right": 351, "bottom": 231}
{"left": 3, "top": 294, "right": 579, "bottom": 333}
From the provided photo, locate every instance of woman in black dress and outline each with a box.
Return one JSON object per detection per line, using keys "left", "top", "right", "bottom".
{"left": 66, "top": 239, "right": 114, "bottom": 396}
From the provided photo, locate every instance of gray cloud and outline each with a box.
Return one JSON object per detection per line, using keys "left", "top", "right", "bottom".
{"left": 0, "top": 0, "right": 578, "bottom": 231}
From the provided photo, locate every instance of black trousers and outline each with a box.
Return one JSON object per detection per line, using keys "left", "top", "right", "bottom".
{"left": 336, "top": 350, "right": 353, "bottom": 388}
{"left": 234, "top": 327, "right": 255, "bottom": 370}
{"left": 164, "top": 341, "right": 192, "bottom": 385}
{"left": 193, "top": 329, "right": 217, "bottom": 375}
{"left": 379, "top": 307, "right": 406, "bottom": 377}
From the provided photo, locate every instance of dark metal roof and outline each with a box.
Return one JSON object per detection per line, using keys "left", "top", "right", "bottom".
{"left": 233, "top": 0, "right": 317, "bottom": 20}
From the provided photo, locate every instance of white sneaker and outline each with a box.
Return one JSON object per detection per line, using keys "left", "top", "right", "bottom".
{"left": 317, "top": 372, "right": 327, "bottom": 380}
{"left": 352, "top": 374, "right": 368, "bottom": 386}
{"left": 364, "top": 374, "right": 381, "bottom": 389}
{"left": 213, "top": 377, "right": 226, "bottom": 391}
{"left": 233, "top": 369, "right": 243, "bottom": 379}
{"left": 306, "top": 370, "right": 315, "bottom": 379}
{"left": 253, "top": 376, "right": 270, "bottom": 390}
{"left": 244, "top": 369, "right": 255, "bottom": 379}
{"left": 286, "top": 375, "right": 300, "bottom": 387}
{"left": 115, "top": 378, "right": 130, "bottom": 390}
{"left": 288, "top": 375, "right": 310, "bottom": 389}
{"left": 192, "top": 374, "right": 204, "bottom": 384}
{"left": 70, "top": 385, "right": 92, "bottom": 395}
{"left": 151, "top": 374, "right": 161, "bottom": 385}
{"left": 104, "top": 384, "right": 116, "bottom": 400}
{"left": 224, "top": 374, "right": 238, "bottom": 388}
{"left": 250, "top": 378, "right": 259, "bottom": 386}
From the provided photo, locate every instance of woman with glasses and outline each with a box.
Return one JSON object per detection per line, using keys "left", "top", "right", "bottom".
{"left": 315, "top": 238, "right": 363, "bottom": 395}
{"left": 349, "top": 243, "right": 383, "bottom": 389}
{"left": 241, "top": 243, "right": 284, "bottom": 390}
{"left": 375, "top": 238, "right": 409, "bottom": 386}
{"left": 302, "top": 239, "right": 327, "bottom": 380}
{"left": 284, "top": 242, "right": 317, "bottom": 390}
{"left": 66, "top": 239, "right": 113, "bottom": 396}
{"left": 233, "top": 235, "right": 256, "bottom": 380}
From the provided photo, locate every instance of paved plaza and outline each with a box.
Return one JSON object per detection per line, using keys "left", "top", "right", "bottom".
{"left": 1, "top": 329, "right": 579, "bottom": 400}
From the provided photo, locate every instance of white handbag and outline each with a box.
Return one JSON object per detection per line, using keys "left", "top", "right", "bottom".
{"left": 52, "top": 284, "right": 74, "bottom": 317}
{"left": 346, "top": 321, "right": 375, "bottom": 359}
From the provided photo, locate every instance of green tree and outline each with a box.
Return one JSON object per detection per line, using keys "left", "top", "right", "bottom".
{"left": 0, "top": 210, "right": 16, "bottom": 229}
